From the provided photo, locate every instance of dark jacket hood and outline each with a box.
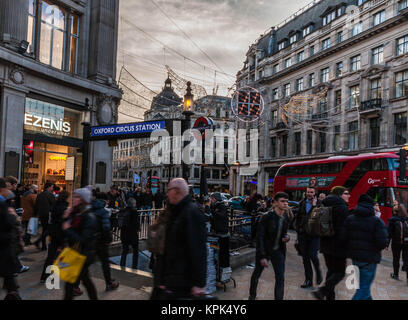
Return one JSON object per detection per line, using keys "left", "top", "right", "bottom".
{"left": 353, "top": 202, "right": 375, "bottom": 217}
{"left": 322, "top": 194, "right": 348, "bottom": 208}
{"left": 92, "top": 199, "right": 106, "bottom": 209}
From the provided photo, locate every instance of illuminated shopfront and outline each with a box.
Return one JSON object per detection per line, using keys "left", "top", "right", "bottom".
{"left": 22, "top": 97, "right": 83, "bottom": 194}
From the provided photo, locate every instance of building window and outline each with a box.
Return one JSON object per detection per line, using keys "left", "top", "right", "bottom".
{"left": 337, "top": 31, "right": 343, "bottom": 44}
{"left": 336, "top": 62, "right": 343, "bottom": 78}
{"left": 271, "top": 137, "right": 276, "bottom": 158}
{"left": 399, "top": 0, "right": 408, "bottom": 11}
{"left": 283, "top": 83, "right": 291, "bottom": 97}
{"left": 273, "top": 64, "right": 279, "bottom": 74}
{"left": 297, "top": 51, "right": 305, "bottom": 63}
{"left": 213, "top": 170, "right": 220, "bottom": 180}
{"left": 307, "top": 130, "right": 313, "bottom": 154}
{"left": 280, "top": 135, "right": 288, "bottom": 157}
{"left": 348, "top": 121, "right": 358, "bottom": 150}
{"left": 294, "top": 132, "right": 301, "bottom": 155}
{"left": 352, "top": 22, "right": 363, "bottom": 36}
{"left": 317, "top": 130, "right": 326, "bottom": 153}
{"left": 369, "top": 118, "right": 380, "bottom": 148}
{"left": 296, "top": 78, "right": 304, "bottom": 92}
{"left": 284, "top": 58, "right": 292, "bottom": 69}
{"left": 309, "top": 73, "right": 315, "bottom": 87}
{"left": 370, "top": 79, "right": 382, "bottom": 99}
{"left": 272, "top": 88, "right": 279, "bottom": 101}
{"left": 350, "top": 55, "right": 361, "bottom": 72}
{"left": 373, "top": 10, "right": 385, "bottom": 26}
{"left": 271, "top": 110, "right": 278, "bottom": 128}
{"left": 322, "top": 38, "right": 331, "bottom": 50}
{"left": 320, "top": 67, "right": 330, "bottom": 83}
{"left": 335, "top": 90, "right": 342, "bottom": 113}
{"left": 323, "top": 11, "right": 336, "bottom": 26}
{"left": 310, "top": 45, "right": 315, "bottom": 56}
{"left": 27, "top": 0, "right": 36, "bottom": 55}
{"left": 290, "top": 34, "right": 297, "bottom": 44}
{"left": 303, "top": 25, "right": 312, "bottom": 37}
{"left": 278, "top": 41, "right": 285, "bottom": 50}
{"left": 372, "top": 45, "right": 384, "bottom": 64}
{"left": 397, "top": 35, "right": 408, "bottom": 56}
{"left": 334, "top": 125, "right": 341, "bottom": 151}
{"left": 350, "top": 85, "right": 360, "bottom": 109}
{"left": 394, "top": 112, "right": 407, "bottom": 145}
{"left": 29, "top": 0, "right": 80, "bottom": 73}
{"left": 396, "top": 70, "right": 408, "bottom": 98}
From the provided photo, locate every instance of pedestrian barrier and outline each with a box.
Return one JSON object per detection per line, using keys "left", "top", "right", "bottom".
{"left": 109, "top": 207, "right": 262, "bottom": 252}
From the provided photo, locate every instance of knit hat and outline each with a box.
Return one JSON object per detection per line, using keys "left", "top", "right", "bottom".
{"left": 74, "top": 187, "right": 92, "bottom": 204}
{"left": 358, "top": 194, "right": 374, "bottom": 206}
{"left": 330, "top": 186, "right": 348, "bottom": 196}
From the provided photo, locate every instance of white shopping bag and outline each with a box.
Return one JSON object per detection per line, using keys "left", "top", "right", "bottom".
{"left": 27, "top": 217, "right": 39, "bottom": 236}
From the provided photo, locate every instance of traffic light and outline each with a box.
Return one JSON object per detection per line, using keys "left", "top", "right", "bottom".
{"left": 397, "top": 148, "right": 407, "bottom": 180}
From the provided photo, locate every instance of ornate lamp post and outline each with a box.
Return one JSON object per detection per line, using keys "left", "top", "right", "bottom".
{"left": 182, "top": 82, "right": 194, "bottom": 183}
{"left": 81, "top": 98, "right": 92, "bottom": 187}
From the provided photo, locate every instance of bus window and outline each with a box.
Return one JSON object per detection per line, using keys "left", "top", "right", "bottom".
{"left": 367, "top": 187, "right": 393, "bottom": 207}
{"left": 284, "top": 190, "right": 304, "bottom": 202}
{"left": 394, "top": 188, "right": 408, "bottom": 210}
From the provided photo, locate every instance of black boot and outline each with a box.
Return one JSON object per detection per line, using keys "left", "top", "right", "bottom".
{"left": 301, "top": 280, "right": 313, "bottom": 288}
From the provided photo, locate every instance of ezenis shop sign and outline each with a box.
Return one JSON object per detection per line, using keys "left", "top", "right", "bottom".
{"left": 24, "top": 113, "right": 71, "bottom": 136}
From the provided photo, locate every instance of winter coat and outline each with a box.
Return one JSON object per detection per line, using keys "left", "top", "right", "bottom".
{"left": 144, "top": 192, "right": 153, "bottom": 207}
{"left": 388, "top": 215, "right": 408, "bottom": 245}
{"left": 160, "top": 195, "right": 207, "bottom": 289}
{"left": 34, "top": 190, "right": 56, "bottom": 220}
{"left": 64, "top": 209, "right": 98, "bottom": 266}
{"left": 320, "top": 195, "right": 349, "bottom": 257}
{"left": 92, "top": 199, "right": 112, "bottom": 244}
{"left": 154, "top": 192, "right": 164, "bottom": 209}
{"left": 341, "top": 201, "right": 388, "bottom": 264}
{"left": 0, "top": 201, "right": 20, "bottom": 276}
{"left": 134, "top": 192, "right": 144, "bottom": 209}
{"left": 211, "top": 201, "right": 229, "bottom": 234}
{"left": 49, "top": 200, "right": 69, "bottom": 245}
{"left": 120, "top": 207, "right": 140, "bottom": 244}
{"left": 21, "top": 190, "right": 37, "bottom": 222}
{"left": 295, "top": 198, "right": 321, "bottom": 235}
{"left": 256, "top": 210, "right": 290, "bottom": 260}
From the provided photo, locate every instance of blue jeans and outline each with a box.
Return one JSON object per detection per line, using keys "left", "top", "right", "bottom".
{"left": 352, "top": 261, "right": 377, "bottom": 300}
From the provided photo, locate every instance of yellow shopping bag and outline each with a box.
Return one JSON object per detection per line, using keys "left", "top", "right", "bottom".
{"left": 53, "top": 245, "right": 86, "bottom": 284}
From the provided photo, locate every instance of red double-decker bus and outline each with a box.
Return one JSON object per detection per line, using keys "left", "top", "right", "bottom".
{"left": 273, "top": 152, "right": 408, "bottom": 225}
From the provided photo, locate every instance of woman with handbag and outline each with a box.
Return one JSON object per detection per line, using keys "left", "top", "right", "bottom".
{"left": 62, "top": 187, "right": 98, "bottom": 300}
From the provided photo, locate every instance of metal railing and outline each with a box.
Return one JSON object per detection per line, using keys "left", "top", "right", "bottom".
{"left": 360, "top": 98, "right": 383, "bottom": 111}
{"left": 109, "top": 207, "right": 263, "bottom": 253}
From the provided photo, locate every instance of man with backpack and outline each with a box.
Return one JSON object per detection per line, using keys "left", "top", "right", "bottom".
{"left": 120, "top": 198, "right": 141, "bottom": 269}
{"left": 312, "top": 186, "right": 350, "bottom": 300}
{"left": 295, "top": 187, "right": 322, "bottom": 289}
{"left": 91, "top": 192, "right": 119, "bottom": 291}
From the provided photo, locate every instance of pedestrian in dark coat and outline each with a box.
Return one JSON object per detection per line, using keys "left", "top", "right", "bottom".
{"left": 120, "top": 198, "right": 141, "bottom": 269}
{"left": 154, "top": 191, "right": 164, "bottom": 209}
{"left": 388, "top": 204, "right": 408, "bottom": 282}
{"left": 62, "top": 187, "right": 98, "bottom": 300}
{"left": 341, "top": 194, "right": 388, "bottom": 300}
{"left": 157, "top": 178, "right": 207, "bottom": 299}
{"left": 34, "top": 182, "right": 56, "bottom": 251}
{"left": 249, "top": 192, "right": 291, "bottom": 300}
{"left": 313, "top": 186, "right": 350, "bottom": 300}
{"left": 40, "top": 191, "right": 70, "bottom": 282}
{"left": 0, "top": 178, "right": 21, "bottom": 299}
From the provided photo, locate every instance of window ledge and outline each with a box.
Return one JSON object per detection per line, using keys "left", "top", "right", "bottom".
{"left": 346, "top": 107, "right": 358, "bottom": 113}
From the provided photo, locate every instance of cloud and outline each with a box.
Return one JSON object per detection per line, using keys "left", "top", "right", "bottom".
{"left": 118, "top": 0, "right": 310, "bottom": 97}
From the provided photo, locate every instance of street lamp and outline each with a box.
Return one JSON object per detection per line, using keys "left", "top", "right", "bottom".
{"left": 81, "top": 98, "right": 92, "bottom": 187}
{"left": 182, "top": 82, "right": 194, "bottom": 182}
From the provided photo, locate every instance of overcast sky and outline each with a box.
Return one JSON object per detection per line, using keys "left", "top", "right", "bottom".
{"left": 118, "top": 0, "right": 311, "bottom": 96}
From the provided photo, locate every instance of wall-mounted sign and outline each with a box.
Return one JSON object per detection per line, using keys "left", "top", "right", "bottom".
{"left": 49, "top": 155, "right": 67, "bottom": 161}
{"left": 90, "top": 121, "right": 166, "bottom": 138}
{"left": 24, "top": 98, "right": 80, "bottom": 138}
{"left": 65, "top": 157, "right": 75, "bottom": 181}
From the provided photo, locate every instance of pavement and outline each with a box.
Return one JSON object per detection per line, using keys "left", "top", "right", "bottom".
{"left": 2, "top": 231, "right": 408, "bottom": 300}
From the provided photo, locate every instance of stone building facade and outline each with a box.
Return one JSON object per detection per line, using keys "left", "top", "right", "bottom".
{"left": 234, "top": 0, "right": 408, "bottom": 196}
{"left": 0, "top": 0, "right": 121, "bottom": 193}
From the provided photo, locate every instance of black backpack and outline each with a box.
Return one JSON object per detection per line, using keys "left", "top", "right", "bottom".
{"left": 306, "top": 206, "right": 335, "bottom": 237}
{"left": 395, "top": 220, "right": 408, "bottom": 244}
